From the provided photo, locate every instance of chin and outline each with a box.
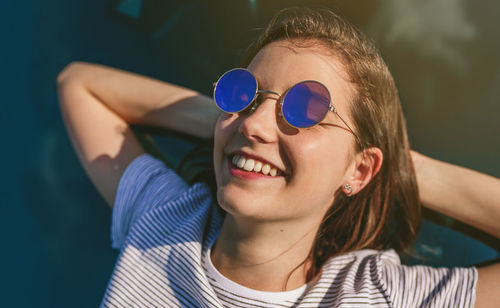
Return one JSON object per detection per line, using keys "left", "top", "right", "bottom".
{"left": 216, "top": 186, "right": 281, "bottom": 221}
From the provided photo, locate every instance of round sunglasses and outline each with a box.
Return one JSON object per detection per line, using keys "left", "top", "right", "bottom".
{"left": 213, "top": 68, "right": 357, "bottom": 138}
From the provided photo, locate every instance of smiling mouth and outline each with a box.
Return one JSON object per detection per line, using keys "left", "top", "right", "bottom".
{"left": 230, "top": 154, "right": 282, "bottom": 177}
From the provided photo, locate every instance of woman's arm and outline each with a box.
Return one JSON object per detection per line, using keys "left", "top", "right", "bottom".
{"left": 411, "top": 151, "right": 500, "bottom": 307}
{"left": 411, "top": 150, "right": 500, "bottom": 238}
{"left": 57, "top": 61, "right": 219, "bottom": 206}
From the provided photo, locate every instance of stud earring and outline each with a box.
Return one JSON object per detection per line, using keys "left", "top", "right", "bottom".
{"left": 344, "top": 183, "right": 353, "bottom": 196}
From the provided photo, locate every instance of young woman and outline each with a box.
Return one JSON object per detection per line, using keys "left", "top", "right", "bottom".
{"left": 57, "top": 7, "right": 500, "bottom": 307}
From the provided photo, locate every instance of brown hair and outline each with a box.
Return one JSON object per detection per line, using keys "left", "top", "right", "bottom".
{"left": 242, "top": 7, "right": 421, "bottom": 279}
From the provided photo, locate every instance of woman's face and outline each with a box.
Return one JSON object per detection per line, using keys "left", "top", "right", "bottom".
{"left": 213, "top": 40, "right": 358, "bottom": 223}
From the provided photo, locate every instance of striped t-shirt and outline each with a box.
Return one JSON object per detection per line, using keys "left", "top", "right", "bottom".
{"left": 100, "top": 154, "right": 477, "bottom": 307}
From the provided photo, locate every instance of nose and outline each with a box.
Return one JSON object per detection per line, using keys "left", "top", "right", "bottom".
{"left": 238, "top": 96, "right": 280, "bottom": 143}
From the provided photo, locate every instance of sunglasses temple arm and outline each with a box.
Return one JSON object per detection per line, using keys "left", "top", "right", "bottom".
{"left": 330, "top": 106, "right": 361, "bottom": 146}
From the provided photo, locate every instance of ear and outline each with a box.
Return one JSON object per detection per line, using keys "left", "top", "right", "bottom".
{"left": 344, "top": 147, "right": 383, "bottom": 196}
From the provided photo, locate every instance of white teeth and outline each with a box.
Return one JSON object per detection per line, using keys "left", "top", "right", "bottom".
{"left": 243, "top": 159, "right": 255, "bottom": 171}
{"left": 253, "top": 161, "right": 262, "bottom": 172}
{"left": 261, "top": 164, "right": 271, "bottom": 175}
{"left": 232, "top": 155, "right": 240, "bottom": 165}
{"left": 237, "top": 156, "right": 246, "bottom": 168}
{"left": 231, "top": 154, "right": 280, "bottom": 177}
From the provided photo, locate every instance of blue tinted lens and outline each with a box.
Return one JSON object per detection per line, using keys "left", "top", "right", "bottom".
{"left": 214, "top": 69, "right": 257, "bottom": 113}
{"left": 282, "top": 81, "right": 331, "bottom": 128}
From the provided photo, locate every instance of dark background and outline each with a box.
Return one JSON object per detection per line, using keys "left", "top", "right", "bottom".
{"left": 1, "top": 0, "right": 499, "bottom": 307}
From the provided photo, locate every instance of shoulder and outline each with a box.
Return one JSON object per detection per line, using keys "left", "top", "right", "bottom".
{"left": 117, "top": 153, "right": 212, "bottom": 211}
{"left": 321, "top": 248, "right": 400, "bottom": 273}
{"left": 303, "top": 249, "right": 395, "bottom": 306}
{"left": 377, "top": 250, "right": 477, "bottom": 307}
{"left": 112, "top": 153, "right": 218, "bottom": 249}
{"left": 316, "top": 249, "right": 476, "bottom": 307}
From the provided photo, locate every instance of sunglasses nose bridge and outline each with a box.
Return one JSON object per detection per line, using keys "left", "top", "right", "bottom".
{"left": 256, "top": 89, "right": 281, "bottom": 97}
{"left": 239, "top": 94, "right": 282, "bottom": 142}
{"left": 250, "top": 90, "right": 281, "bottom": 111}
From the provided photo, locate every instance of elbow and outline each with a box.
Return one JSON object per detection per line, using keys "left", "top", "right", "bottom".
{"left": 57, "top": 61, "right": 90, "bottom": 108}
{"left": 56, "top": 61, "right": 89, "bottom": 86}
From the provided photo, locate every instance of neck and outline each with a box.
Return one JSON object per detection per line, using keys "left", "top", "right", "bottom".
{"left": 211, "top": 215, "right": 322, "bottom": 292}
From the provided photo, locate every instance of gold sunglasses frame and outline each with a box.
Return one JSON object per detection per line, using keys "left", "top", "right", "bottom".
{"left": 213, "top": 68, "right": 359, "bottom": 142}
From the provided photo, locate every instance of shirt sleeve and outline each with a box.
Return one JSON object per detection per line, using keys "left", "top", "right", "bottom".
{"left": 380, "top": 251, "right": 477, "bottom": 307}
{"left": 110, "top": 153, "right": 190, "bottom": 250}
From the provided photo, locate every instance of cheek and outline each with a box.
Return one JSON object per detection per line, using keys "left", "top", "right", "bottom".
{"left": 213, "top": 117, "right": 226, "bottom": 171}
{"left": 214, "top": 113, "right": 238, "bottom": 139}
{"left": 213, "top": 114, "right": 239, "bottom": 177}
{"left": 291, "top": 136, "right": 352, "bottom": 192}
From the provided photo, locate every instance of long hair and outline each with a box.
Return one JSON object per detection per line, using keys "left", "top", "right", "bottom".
{"left": 242, "top": 7, "right": 421, "bottom": 279}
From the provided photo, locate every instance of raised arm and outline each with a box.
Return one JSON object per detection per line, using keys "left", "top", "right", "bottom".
{"left": 411, "top": 151, "right": 500, "bottom": 238}
{"left": 57, "top": 61, "right": 219, "bottom": 207}
{"left": 411, "top": 151, "right": 500, "bottom": 307}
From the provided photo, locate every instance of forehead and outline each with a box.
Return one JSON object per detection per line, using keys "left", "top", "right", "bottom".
{"left": 247, "top": 40, "right": 355, "bottom": 120}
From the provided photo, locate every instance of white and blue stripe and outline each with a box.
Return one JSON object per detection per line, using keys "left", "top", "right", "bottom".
{"left": 100, "top": 154, "right": 477, "bottom": 307}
